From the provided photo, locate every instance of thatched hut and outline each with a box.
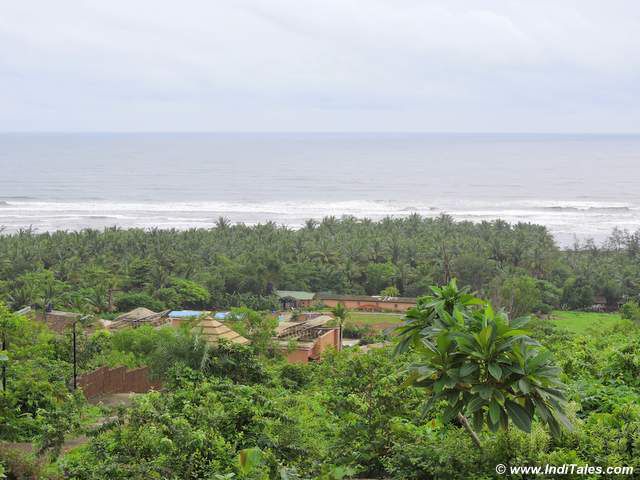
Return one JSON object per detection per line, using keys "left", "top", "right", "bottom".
{"left": 195, "top": 318, "right": 250, "bottom": 346}
{"left": 109, "top": 307, "right": 169, "bottom": 330}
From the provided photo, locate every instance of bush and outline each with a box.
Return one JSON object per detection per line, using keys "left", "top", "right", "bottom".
{"left": 341, "top": 323, "right": 373, "bottom": 339}
{"left": 562, "top": 277, "right": 595, "bottom": 310}
{"left": 383, "top": 421, "right": 487, "bottom": 479}
{"left": 279, "top": 363, "right": 312, "bottom": 390}
{"left": 156, "top": 278, "right": 209, "bottom": 310}
{"left": 620, "top": 300, "right": 640, "bottom": 322}
{"left": 499, "top": 275, "right": 541, "bottom": 317}
{"left": 200, "top": 341, "right": 269, "bottom": 385}
{"left": 0, "top": 447, "right": 49, "bottom": 480}
{"left": 535, "top": 303, "right": 553, "bottom": 315}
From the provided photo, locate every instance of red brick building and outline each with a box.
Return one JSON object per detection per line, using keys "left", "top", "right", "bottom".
{"left": 316, "top": 293, "right": 416, "bottom": 313}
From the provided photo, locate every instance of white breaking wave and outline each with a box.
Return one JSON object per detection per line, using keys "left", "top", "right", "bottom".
{"left": 1, "top": 199, "right": 639, "bottom": 246}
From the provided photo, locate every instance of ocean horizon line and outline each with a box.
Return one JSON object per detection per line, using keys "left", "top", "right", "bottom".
{"left": 2, "top": 131, "right": 640, "bottom": 137}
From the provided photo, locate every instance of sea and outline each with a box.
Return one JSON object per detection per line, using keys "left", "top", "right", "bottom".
{"left": 1, "top": 133, "right": 639, "bottom": 247}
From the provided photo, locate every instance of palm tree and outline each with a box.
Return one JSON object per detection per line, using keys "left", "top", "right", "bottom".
{"left": 330, "top": 302, "right": 349, "bottom": 351}
{"left": 8, "top": 285, "right": 35, "bottom": 310}
{"left": 84, "top": 286, "right": 110, "bottom": 313}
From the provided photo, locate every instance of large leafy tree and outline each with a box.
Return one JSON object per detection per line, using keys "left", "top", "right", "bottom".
{"left": 396, "top": 280, "right": 571, "bottom": 447}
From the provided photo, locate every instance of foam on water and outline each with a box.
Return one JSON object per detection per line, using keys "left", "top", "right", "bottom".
{"left": 1, "top": 132, "right": 640, "bottom": 246}
{"left": 1, "top": 198, "right": 638, "bottom": 246}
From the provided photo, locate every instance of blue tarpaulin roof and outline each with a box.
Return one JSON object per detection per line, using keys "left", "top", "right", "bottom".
{"left": 169, "top": 310, "right": 209, "bottom": 318}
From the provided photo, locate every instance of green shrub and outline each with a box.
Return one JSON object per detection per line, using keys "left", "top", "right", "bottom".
{"left": 620, "top": 300, "right": 640, "bottom": 322}
{"left": 562, "top": 277, "right": 595, "bottom": 310}
{"left": 383, "top": 421, "right": 488, "bottom": 480}
{"left": 156, "top": 278, "right": 209, "bottom": 310}
{"left": 279, "top": 363, "right": 312, "bottom": 390}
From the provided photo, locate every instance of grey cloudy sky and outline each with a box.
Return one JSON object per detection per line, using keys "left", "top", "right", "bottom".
{"left": 2, "top": 0, "right": 640, "bottom": 132}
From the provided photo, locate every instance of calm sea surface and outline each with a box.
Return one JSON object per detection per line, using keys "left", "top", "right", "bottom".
{"left": 1, "top": 133, "right": 639, "bottom": 246}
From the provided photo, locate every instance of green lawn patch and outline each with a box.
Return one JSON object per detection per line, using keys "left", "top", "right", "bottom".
{"left": 347, "top": 312, "right": 404, "bottom": 326}
{"left": 549, "top": 310, "right": 623, "bottom": 334}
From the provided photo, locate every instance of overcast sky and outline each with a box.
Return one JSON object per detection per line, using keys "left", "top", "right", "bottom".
{"left": 2, "top": 1, "right": 640, "bottom": 132}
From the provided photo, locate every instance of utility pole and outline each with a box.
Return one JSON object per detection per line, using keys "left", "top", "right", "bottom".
{"left": 1, "top": 331, "right": 6, "bottom": 391}
{"left": 72, "top": 320, "right": 77, "bottom": 390}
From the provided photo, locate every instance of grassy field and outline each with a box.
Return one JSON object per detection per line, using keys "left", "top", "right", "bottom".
{"left": 549, "top": 310, "right": 623, "bottom": 334}
{"left": 342, "top": 310, "right": 624, "bottom": 334}
{"left": 347, "top": 311, "right": 404, "bottom": 326}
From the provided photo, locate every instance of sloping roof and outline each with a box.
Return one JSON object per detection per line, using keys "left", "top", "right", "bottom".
{"left": 302, "top": 315, "right": 333, "bottom": 328}
{"left": 275, "top": 315, "right": 333, "bottom": 338}
{"left": 275, "top": 290, "right": 316, "bottom": 301}
{"left": 316, "top": 293, "right": 417, "bottom": 303}
{"left": 110, "top": 308, "right": 169, "bottom": 330}
{"left": 115, "top": 307, "right": 157, "bottom": 322}
{"left": 196, "top": 318, "right": 250, "bottom": 346}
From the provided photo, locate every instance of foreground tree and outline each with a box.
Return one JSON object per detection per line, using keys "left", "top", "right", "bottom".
{"left": 396, "top": 280, "right": 571, "bottom": 448}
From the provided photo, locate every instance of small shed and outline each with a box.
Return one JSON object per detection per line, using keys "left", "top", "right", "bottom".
{"left": 275, "top": 290, "right": 316, "bottom": 309}
{"left": 275, "top": 315, "right": 339, "bottom": 363}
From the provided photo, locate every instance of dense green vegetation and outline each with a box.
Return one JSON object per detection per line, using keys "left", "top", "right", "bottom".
{"left": 1, "top": 284, "right": 640, "bottom": 478}
{"left": 2, "top": 218, "right": 640, "bottom": 478}
{"left": 1, "top": 217, "right": 640, "bottom": 317}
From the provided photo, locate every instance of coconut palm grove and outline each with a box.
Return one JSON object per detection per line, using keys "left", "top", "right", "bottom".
{"left": 1, "top": 217, "right": 640, "bottom": 478}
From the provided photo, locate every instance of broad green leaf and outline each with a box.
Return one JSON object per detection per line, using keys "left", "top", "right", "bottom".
{"left": 547, "top": 417, "right": 561, "bottom": 438}
{"left": 510, "top": 316, "right": 531, "bottom": 329}
{"left": 436, "top": 333, "right": 452, "bottom": 352}
{"left": 432, "top": 378, "right": 446, "bottom": 394}
{"left": 472, "top": 384, "right": 494, "bottom": 400}
{"left": 533, "top": 398, "right": 552, "bottom": 422}
{"left": 518, "top": 378, "right": 531, "bottom": 394}
{"left": 488, "top": 363, "right": 502, "bottom": 380}
{"left": 459, "top": 363, "right": 478, "bottom": 377}
{"left": 442, "top": 402, "right": 460, "bottom": 423}
{"left": 528, "top": 350, "right": 553, "bottom": 371}
{"left": 485, "top": 303, "right": 495, "bottom": 320}
{"left": 492, "top": 389, "right": 505, "bottom": 404}
{"left": 489, "top": 399, "right": 501, "bottom": 424}
{"left": 502, "top": 329, "right": 530, "bottom": 338}
{"left": 487, "top": 416, "right": 500, "bottom": 432}
{"left": 467, "top": 396, "right": 486, "bottom": 413}
{"left": 505, "top": 399, "right": 532, "bottom": 433}
{"left": 552, "top": 409, "right": 573, "bottom": 431}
